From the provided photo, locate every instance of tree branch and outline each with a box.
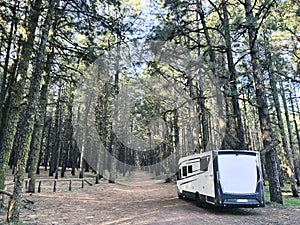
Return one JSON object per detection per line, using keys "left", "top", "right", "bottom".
{"left": 260, "top": 140, "right": 280, "bottom": 155}
{"left": 0, "top": 189, "right": 13, "bottom": 198}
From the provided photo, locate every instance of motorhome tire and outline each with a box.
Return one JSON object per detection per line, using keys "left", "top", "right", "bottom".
{"left": 196, "top": 193, "right": 203, "bottom": 207}
{"left": 178, "top": 193, "right": 184, "bottom": 199}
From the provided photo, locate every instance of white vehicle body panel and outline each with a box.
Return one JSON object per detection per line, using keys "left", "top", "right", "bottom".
{"left": 176, "top": 150, "right": 265, "bottom": 208}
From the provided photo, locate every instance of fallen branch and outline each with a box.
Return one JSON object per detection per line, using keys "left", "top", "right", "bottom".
{"left": 22, "top": 199, "right": 34, "bottom": 204}
{"left": 0, "top": 190, "right": 13, "bottom": 198}
{"left": 84, "top": 179, "right": 93, "bottom": 186}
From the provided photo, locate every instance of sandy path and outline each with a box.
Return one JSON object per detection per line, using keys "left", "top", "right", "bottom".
{"left": 1, "top": 171, "right": 300, "bottom": 225}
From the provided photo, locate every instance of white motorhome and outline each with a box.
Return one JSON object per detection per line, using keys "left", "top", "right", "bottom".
{"left": 177, "top": 150, "right": 265, "bottom": 208}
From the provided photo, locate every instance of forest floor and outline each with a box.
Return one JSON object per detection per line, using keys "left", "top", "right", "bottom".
{"left": 1, "top": 170, "right": 300, "bottom": 225}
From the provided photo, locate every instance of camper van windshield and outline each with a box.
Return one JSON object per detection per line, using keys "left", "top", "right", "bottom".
{"left": 218, "top": 153, "right": 258, "bottom": 194}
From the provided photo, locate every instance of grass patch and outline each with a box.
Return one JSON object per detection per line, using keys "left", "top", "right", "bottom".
{"left": 283, "top": 197, "right": 300, "bottom": 206}
{"left": 264, "top": 187, "right": 300, "bottom": 207}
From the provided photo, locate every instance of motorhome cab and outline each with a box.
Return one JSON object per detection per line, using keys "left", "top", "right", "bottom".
{"left": 177, "top": 150, "right": 265, "bottom": 208}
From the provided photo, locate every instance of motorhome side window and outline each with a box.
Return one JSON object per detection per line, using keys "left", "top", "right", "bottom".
{"left": 188, "top": 165, "right": 193, "bottom": 173}
{"left": 182, "top": 166, "right": 187, "bottom": 176}
{"left": 200, "top": 156, "right": 210, "bottom": 171}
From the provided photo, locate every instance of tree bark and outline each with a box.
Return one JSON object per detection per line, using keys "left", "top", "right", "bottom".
{"left": 26, "top": 0, "right": 57, "bottom": 193}
{"left": 7, "top": 1, "right": 45, "bottom": 221}
{"left": 0, "top": 0, "right": 42, "bottom": 204}
{"left": 222, "top": 0, "right": 246, "bottom": 149}
{"left": 0, "top": 3, "right": 16, "bottom": 134}
{"left": 280, "top": 79, "right": 300, "bottom": 186}
{"left": 79, "top": 91, "right": 93, "bottom": 179}
{"left": 260, "top": 29, "right": 298, "bottom": 196}
{"left": 292, "top": 83, "right": 300, "bottom": 154}
{"left": 244, "top": 0, "right": 282, "bottom": 203}
{"left": 196, "top": 0, "right": 215, "bottom": 151}
{"left": 49, "top": 85, "right": 62, "bottom": 178}
{"left": 289, "top": 81, "right": 300, "bottom": 185}
{"left": 269, "top": 66, "right": 298, "bottom": 196}
{"left": 109, "top": 18, "right": 121, "bottom": 182}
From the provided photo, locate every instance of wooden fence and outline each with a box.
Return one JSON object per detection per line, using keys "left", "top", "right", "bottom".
{"left": 24, "top": 178, "right": 93, "bottom": 193}
{"left": 0, "top": 178, "right": 94, "bottom": 211}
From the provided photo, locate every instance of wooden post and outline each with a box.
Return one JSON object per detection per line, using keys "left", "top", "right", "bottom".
{"left": 38, "top": 181, "right": 42, "bottom": 193}
{"left": 0, "top": 190, "right": 13, "bottom": 222}
{"left": 25, "top": 180, "right": 28, "bottom": 191}
{"left": 0, "top": 193, "right": 3, "bottom": 209}
{"left": 69, "top": 180, "right": 72, "bottom": 191}
{"left": 81, "top": 180, "right": 84, "bottom": 188}
{"left": 53, "top": 180, "right": 56, "bottom": 192}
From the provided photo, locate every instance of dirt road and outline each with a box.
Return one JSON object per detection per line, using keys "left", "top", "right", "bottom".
{"left": 2, "top": 171, "right": 300, "bottom": 225}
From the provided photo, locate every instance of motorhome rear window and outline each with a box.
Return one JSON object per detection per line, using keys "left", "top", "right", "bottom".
{"left": 182, "top": 166, "right": 187, "bottom": 176}
{"left": 218, "top": 153, "right": 257, "bottom": 194}
{"left": 200, "top": 156, "right": 210, "bottom": 171}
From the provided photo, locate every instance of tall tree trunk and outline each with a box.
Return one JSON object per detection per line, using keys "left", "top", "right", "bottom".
{"left": 44, "top": 118, "right": 52, "bottom": 171}
{"left": 27, "top": 0, "right": 56, "bottom": 193}
{"left": 70, "top": 139, "right": 78, "bottom": 176}
{"left": 0, "top": 4, "right": 16, "bottom": 134}
{"left": 27, "top": 58, "right": 52, "bottom": 190}
{"left": 49, "top": 86, "right": 62, "bottom": 178}
{"left": 244, "top": 0, "right": 282, "bottom": 203}
{"left": 290, "top": 82, "right": 300, "bottom": 186}
{"left": 196, "top": 0, "right": 215, "bottom": 151}
{"left": 0, "top": 0, "right": 42, "bottom": 199}
{"left": 7, "top": 0, "right": 45, "bottom": 221}
{"left": 242, "top": 91, "right": 251, "bottom": 148}
{"left": 28, "top": 70, "right": 51, "bottom": 187}
{"left": 269, "top": 70, "right": 298, "bottom": 196}
{"left": 109, "top": 65, "right": 119, "bottom": 183}
{"left": 262, "top": 30, "right": 298, "bottom": 196}
{"left": 194, "top": 3, "right": 208, "bottom": 152}
{"left": 281, "top": 80, "right": 300, "bottom": 186}
{"left": 79, "top": 91, "right": 93, "bottom": 179}
{"left": 109, "top": 20, "right": 121, "bottom": 182}
{"left": 96, "top": 88, "right": 110, "bottom": 180}
{"left": 222, "top": 0, "right": 246, "bottom": 149}
{"left": 61, "top": 85, "right": 74, "bottom": 178}
{"left": 292, "top": 82, "right": 300, "bottom": 153}
{"left": 0, "top": 34, "right": 22, "bottom": 161}
{"left": 173, "top": 109, "right": 180, "bottom": 166}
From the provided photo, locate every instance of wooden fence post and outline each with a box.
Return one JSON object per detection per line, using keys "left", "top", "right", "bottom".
{"left": 0, "top": 190, "right": 13, "bottom": 223}
{"left": 38, "top": 181, "right": 42, "bottom": 193}
{"left": 0, "top": 193, "right": 3, "bottom": 209}
{"left": 25, "top": 180, "right": 28, "bottom": 191}
{"left": 53, "top": 180, "right": 56, "bottom": 192}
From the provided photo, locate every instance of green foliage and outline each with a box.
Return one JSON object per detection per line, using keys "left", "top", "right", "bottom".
{"left": 296, "top": 7, "right": 300, "bottom": 16}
